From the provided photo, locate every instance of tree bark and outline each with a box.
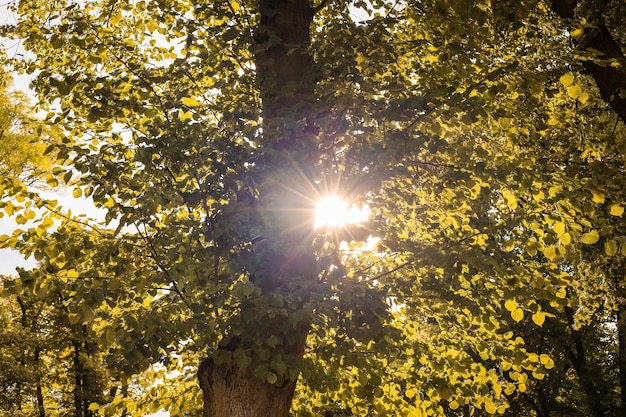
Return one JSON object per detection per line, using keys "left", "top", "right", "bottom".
{"left": 618, "top": 304, "right": 626, "bottom": 416}
{"left": 35, "top": 346, "right": 45, "bottom": 417}
{"left": 563, "top": 306, "right": 606, "bottom": 417}
{"left": 551, "top": 0, "right": 626, "bottom": 124}
{"left": 197, "top": 1, "right": 321, "bottom": 416}
{"left": 198, "top": 358, "right": 297, "bottom": 417}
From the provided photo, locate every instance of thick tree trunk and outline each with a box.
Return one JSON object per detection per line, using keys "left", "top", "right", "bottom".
{"left": 198, "top": 359, "right": 297, "bottom": 417}
{"left": 197, "top": 1, "right": 321, "bottom": 416}
{"left": 551, "top": 0, "right": 626, "bottom": 124}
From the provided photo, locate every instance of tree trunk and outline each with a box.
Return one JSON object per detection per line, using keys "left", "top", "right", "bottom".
{"left": 35, "top": 346, "right": 45, "bottom": 417}
{"left": 564, "top": 306, "right": 606, "bottom": 417}
{"left": 198, "top": 359, "right": 297, "bottom": 417}
{"left": 197, "top": 0, "right": 321, "bottom": 416}
{"left": 551, "top": 0, "right": 626, "bottom": 124}
{"left": 618, "top": 304, "right": 626, "bottom": 416}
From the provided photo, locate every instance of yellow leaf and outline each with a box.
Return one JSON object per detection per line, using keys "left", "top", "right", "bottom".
{"left": 570, "top": 28, "right": 584, "bottom": 39}
{"left": 610, "top": 204, "right": 624, "bottom": 217}
{"left": 425, "top": 54, "right": 439, "bottom": 64}
{"left": 559, "top": 232, "right": 571, "bottom": 245}
{"left": 484, "top": 400, "right": 497, "bottom": 414}
{"left": 554, "top": 221, "right": 565, "bottom": 235}
{"left": 504, "top": 384, "right": 516, "bottom": 395}
{"left": 578, "top": 91, "right": 589, "bottom": 104}
{"left": 559, "top": 72, "right": 574, "bottom": 87}
{"left": 540, "top": 354, "right": 555, "bottom": 369}
{"left": 109, "top": 13, "right": 122, "bottom": 25}
{"left": 556, "top": 287, "right": 567, "bottom": 298}
{"left": 182, "top": 96, "right": 202, "bottom": 107}
{"left": 543, "top": 245, "right": 557, "bottom": 260}
{"left": 532, "top": 311, "right": 546, "bottom": 326}
{"left": 230, "top": 1, "right": 241, "bottom": 12}
{"left": 504, "top": 299, "right": 518, "bottom": 312}
{"left": 179, "top": 110, "right": 193, "bottom": 121}
{"left": 605, "top": 239, "right": 618, "bottom": 256}
{"left": 405, "top": 388, "right": 416, "bottom": 399}
{"left": 449, "top": 401, "right": 460, "bottom": 410}
{"left": 73, "top": 187, "right": 82, "bottom": 198}
{"left": 581, "top": 230, "right": 599, "bottom": 244}
{"left": 567, "top": 84, "right": 582, "bottom": 99}
{"left": 592, "top": 191, "right": 605, "bottom": 203}
{"left": 502, "top": 189, "right": 517, "bottom": 209}
{"left": 511, "top": 308, "right": 524, "bottom": 322}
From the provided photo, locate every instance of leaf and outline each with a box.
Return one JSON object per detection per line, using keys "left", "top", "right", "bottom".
{"left": 605, "top": 239, "right": 618, "bottom": 256}
{"left": 504, "top": 299, "right": 518, "bottom": 312}
{"left": 266, "top": 372, "right": 278, "bottom": 384}
{"left": 484, "top": 401, "right": 497, "bottom": 414}
{"left": 182, "top": 96, "right": 202, "bottom": 107}
{"left": 554, "top": 221, "right": 565, "bottom": 235}
{"left": 570, "top": 28, "right": 584, "bottom": 39}
{"left": 559, "top": 72, "right": 574, "bottom": 87}
{"left": 567, "top": 85, "right": 582, "bottom": 99}
{"left": 540, "top": 354, "right": 555, "bottom": 369}
{"left": 531, "top": 311, "right": 546, "bottom": 326}
{"left": 610, "top": 204, "right": 624, "bottom": 217}
{"left": 592, "top": 191, "right": 605, "bottom": 203}
{"left": 511, "top": 308, "right": 524, "bottom": 322}
{"left": 179, "top": 110, "right": 193, "bottom": 121}
{"left": 559, "top": 232, "right": 571, "bottom": 245}
{"left": 581, "top": 230, "right": 599, "bottom": 244}
{"left": 109, "top": 13, "right": 122, "bottom": 25}
{"left": 543, "top": 245, "right": 557, "bottom": 260}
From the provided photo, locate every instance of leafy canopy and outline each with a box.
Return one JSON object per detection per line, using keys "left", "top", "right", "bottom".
{"left": 1, "top": 0, "right": 626, "bottom": 416}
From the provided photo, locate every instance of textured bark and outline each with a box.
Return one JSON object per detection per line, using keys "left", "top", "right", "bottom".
{"left": 551, "top": 0, "right": 626, "bottom": 123}
{"left": 198, "top": 359, "right": 297, "bottom": 417}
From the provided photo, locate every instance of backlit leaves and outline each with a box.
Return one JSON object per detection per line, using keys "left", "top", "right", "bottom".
{"left": 581, "top": 230, "right": 600, "bottom": 245}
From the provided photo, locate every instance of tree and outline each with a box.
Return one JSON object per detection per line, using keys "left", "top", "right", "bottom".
{"left": 2, "top": 0, "right": 626, "bottom": 416}
{"left": 0, "top": 70, "right": 54, "bottom": 183}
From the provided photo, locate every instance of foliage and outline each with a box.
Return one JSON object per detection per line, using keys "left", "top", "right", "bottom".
{"left": 0, "top": 0, "right": 625, "bottom": 416}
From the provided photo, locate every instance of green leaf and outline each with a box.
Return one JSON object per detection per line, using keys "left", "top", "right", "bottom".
{"left": 266, "top": 372, "right": 278, "bottom": 384}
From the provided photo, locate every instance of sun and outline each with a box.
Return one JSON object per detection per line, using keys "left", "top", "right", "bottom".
{"left": 315, "top": 196, "right": 348, "bottom": 228}
{"left": 315, "top": 196, "right": 369, "bottom": 229}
